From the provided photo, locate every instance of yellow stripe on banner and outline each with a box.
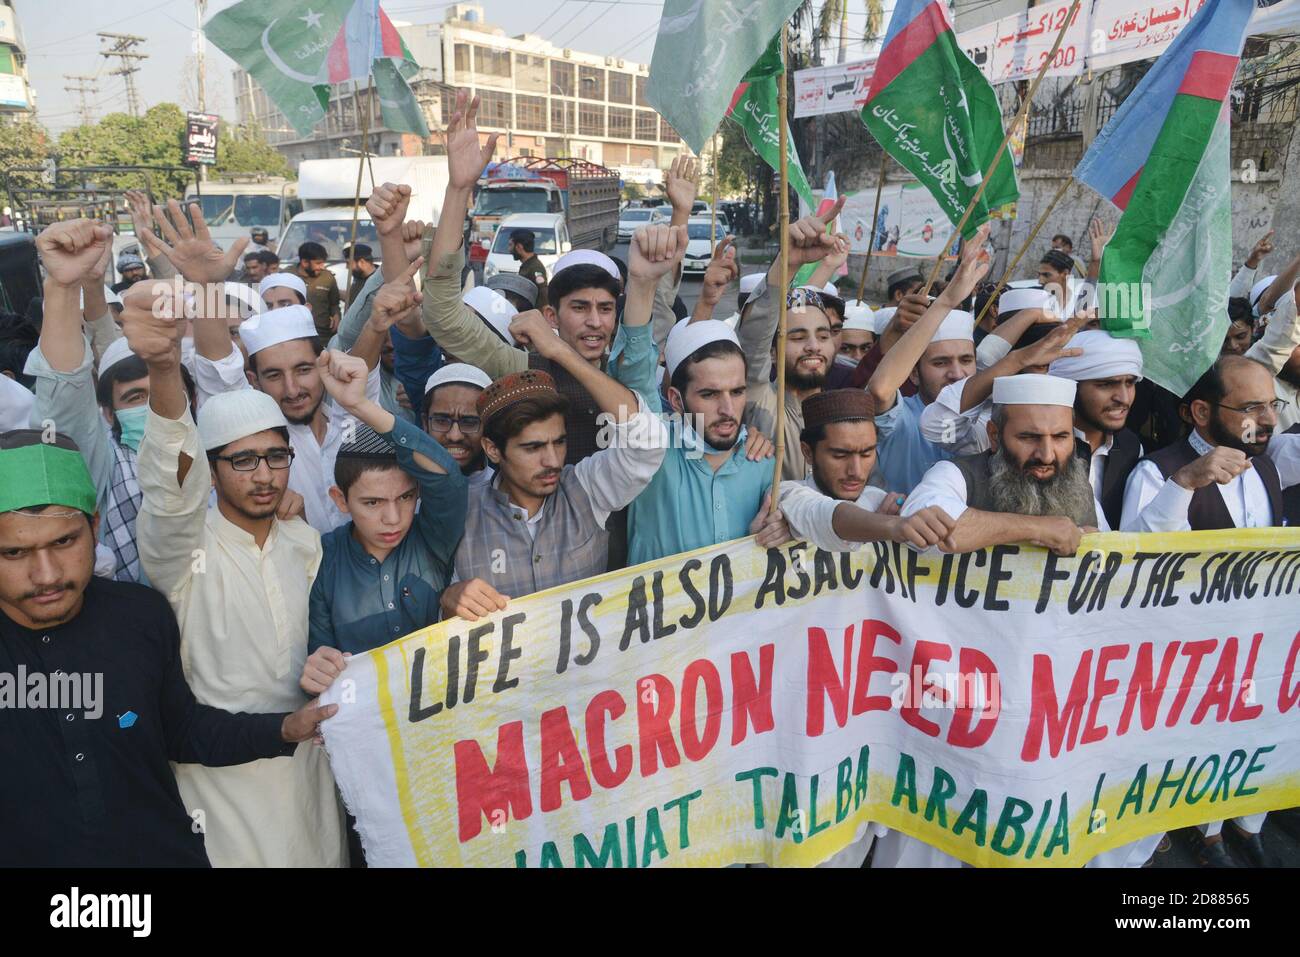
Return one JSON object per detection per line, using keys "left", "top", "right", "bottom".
{"left": 375, "top": 646, "right": 435, "bottom": 866}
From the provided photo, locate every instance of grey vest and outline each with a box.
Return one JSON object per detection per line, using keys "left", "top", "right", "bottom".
{"left": 952, "top": 451, "right": 1098, "bottom": 527}
{"left": 455, "top": 466, "right": 610, "bottom": 599}
{"left": 1146, "top": 437, "right": 1283, "bottom": 530}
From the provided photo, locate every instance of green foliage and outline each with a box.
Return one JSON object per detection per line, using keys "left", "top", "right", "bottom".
{"left": 621, "top": 181, "right": 645, "bottom": 202}
{"left": 0, "top": 118, "right": 52, "bottom": 209}
{"left": 55, "top": 103, "right": 193, "bottom": 197}
{"left": 214, "top": 130, "right": 294, "bottom": 179}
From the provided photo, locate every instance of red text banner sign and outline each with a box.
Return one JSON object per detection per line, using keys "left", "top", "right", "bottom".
{"left": 321, "top": 529, "right": 1300, "bottom": 867}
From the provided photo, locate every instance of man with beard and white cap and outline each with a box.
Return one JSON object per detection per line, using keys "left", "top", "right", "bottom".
{"left": 901, "top": 373, "right": 1095, "bottom": 556}
{"left": 423, "top": 362, "right": 494, "bottom": 486}
{"left": 1048, "top": 330, "right": 1146, "bottom": 530}
{"left": 735, "top": 200, "right": 848, "bottom": 480}
{"left": 125, "top": 284, "right": 346, "bottom": 868}
{"left": 608, "top": 224, "right": 782, "bottom": 564}
{"left": 1120, "top": 354, "right": 1300, "bottom": 867}
{"left": 866, "top": 226, "right": 992, "bottom": 494}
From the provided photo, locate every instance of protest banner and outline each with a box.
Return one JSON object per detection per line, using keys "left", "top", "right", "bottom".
{"left": 990, "top": 0, "right": 1091, "bottom": 83}
{"left": 322, "top": 528, "right": 1300, "bottom": 867}
{"left": 1089, "top": 0, "right": 1209, "bottom": 70}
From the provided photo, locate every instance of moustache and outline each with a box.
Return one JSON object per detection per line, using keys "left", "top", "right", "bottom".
{"left": 22, "top": 582, "right": 74, "bottom": 601}
{"left": 534, "top": 469, "right": 562, "bottom": 483}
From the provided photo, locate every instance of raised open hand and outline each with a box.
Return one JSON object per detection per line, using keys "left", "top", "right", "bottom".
{"left": 141, "top": 199, "right": 247, "bottom": 284}
{"left": 446, "top": 89, "right": 500, "bottom": 190}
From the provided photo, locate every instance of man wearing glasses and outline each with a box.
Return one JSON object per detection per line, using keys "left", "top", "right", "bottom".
{"left": 1120, "top": 354, "right": 1300, "bottom": 534}
{"left": 1119, "top": 354, "right": 1300, "bottom": 869}
{"left": 422, "top": 363, "right": 495, "bottom": 486}
{"left": 124, "top": 288, "right": 347, "bottom": 868}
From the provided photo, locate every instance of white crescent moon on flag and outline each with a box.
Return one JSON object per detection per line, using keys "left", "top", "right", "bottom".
{"left": 943, "top": 123, "right": 984, "bottom": 188}
{"left": 261, "top": 19, "right": 324, "bottom": 84}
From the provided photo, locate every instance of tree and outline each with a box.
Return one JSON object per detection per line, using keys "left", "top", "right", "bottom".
{"left": 55, "top": 103, "right": 192, "bottom": 196}
{"left": 0, "top": 119, "right": 52, "bottom": 210}
{"left": 213, "top": 131, "right": 293, "bottom": 179}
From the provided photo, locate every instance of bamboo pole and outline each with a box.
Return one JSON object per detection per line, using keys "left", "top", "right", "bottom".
{"left": 771, "top": 24, "right": 791, "bottom": 499}
{"left": 855, "top": 150, "right": 889, "bottom": 302}
{"left": 974, "top": 176, "right": 1073, "bottom": 328}
{"left": 345, "top": 82, "right": 372, "bottom": 305}
{"left": 709, "top": 131, "right": 719, "bottom": 245}
{"left": 921, "top": 0, "right": 1083, "bottom": 296}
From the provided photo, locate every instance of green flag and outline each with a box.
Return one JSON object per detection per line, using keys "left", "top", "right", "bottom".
{"left": 725, "top": 77, "right": 816, "bottom": 212}
{"left": 205, "top": 0, "right": 353, "bottom": 137}
{"left": 373, "top": 55, "right": 429, "bottom": 137}
{"left": 861, "top": 0, "right": 1017, "bottom": 237}
{"left": 647, "top": 0, "right": 804, "bottom": 155}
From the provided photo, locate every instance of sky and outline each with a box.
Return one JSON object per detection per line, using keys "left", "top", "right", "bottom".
{"left": 19, "top": 0, "right": 884, "bottom": 133}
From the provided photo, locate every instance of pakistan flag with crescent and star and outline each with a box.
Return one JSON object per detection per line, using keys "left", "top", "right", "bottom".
{"left": 206, "top": 0, "right": 428, "bottom": 137}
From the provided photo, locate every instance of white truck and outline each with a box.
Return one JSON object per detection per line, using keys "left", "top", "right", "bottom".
{"left": 183, "top": 176, "right": 299, "bottom": 252}
{"left": 280, "top": 156, "right": 448, "bottom": 287}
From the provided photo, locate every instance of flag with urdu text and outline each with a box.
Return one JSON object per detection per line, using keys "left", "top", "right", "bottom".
{"left": 647, "top": 0, "right": 804, "bottom": 155}
{"left": 205, "top": 0, "right": 428, "bottom": 138}
{"left": 862, "top": 0, "right": 1018, "bottom": 238}
{"left": 1074, "top": 0, "right": 1255, "bottom": 395}
{"left": 725, "top": 35, "right": 816, "bottom": 217}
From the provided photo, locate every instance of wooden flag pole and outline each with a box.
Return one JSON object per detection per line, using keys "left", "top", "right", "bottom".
{"left": 345, "top": 82, "right": 373, "bottom": 305}
{"left": 855, "top": 150, "right": 889, "bottom": 302}
{"left": 771, "top": 23, "right": 791, "bottom": 499}
{"left": 974, "top": 175, "right": 1074, "bottom": 328}
{"left": 709, "top": 131, "right": 719, "bottom": 243}
{"left": 921, "top": 0, "right": 1083, "bottom": 295}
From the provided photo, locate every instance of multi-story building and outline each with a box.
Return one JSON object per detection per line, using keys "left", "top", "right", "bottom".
{"left": 237, "top": 3, "right": 686, "bottom": 177}
{"left": 0, "top": 2, "right": 33, "bottom": 119}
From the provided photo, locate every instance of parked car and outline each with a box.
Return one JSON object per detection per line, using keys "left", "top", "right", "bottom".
{"left": 617, "top": 206, "right": 664, "bottom": 242}
{"left": 681, "top": 218, "right": 727, "bottom": 276}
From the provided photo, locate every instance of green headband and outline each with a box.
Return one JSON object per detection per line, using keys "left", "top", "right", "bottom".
{"left": 0, "top": 443, "right": 98, "bottom": 516}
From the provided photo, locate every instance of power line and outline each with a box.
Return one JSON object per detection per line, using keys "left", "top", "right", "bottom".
{"left": 547, "top": 1, "right": 601, "bottom": 46}
{"left": 25, "top": 0, "right": 175, "bottom": 52}
{"left": 529, "top": 1, "right": 572, "bottom": 36}
{"left": 557, "top": 1, "right": 619, "bottom": 49}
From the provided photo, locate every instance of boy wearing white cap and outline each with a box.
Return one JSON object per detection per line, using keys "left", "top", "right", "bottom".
{"left": 412, "top": 92, "right": 682, "bottom": 465}
{"left": 901, "top": 373, "right": 1095, "bottom": 555}
{"left": 866, "top": 227, "right": 992, "bottom": 494}
{"left": 613, "top": 225, "right": 785, "bottom": 564}
{"left": 126, "top": 283, "right": 346, "bottom": 868}
{"left": 423, "top": 362, "right": 495, "bottom": 486}
{"left": 829, "top": 298, "right": 875, "bottom": 387}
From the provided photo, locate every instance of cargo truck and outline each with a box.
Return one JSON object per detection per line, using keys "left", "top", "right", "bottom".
{"left": 468, "top": 157, "right": 619, "bottom": 258}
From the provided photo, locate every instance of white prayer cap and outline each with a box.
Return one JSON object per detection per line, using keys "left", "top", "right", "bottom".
{"left": 739, "top": 273, "right": 765, "bottom": 296}
{"left": 872, "top": 306, "right": 897, "bottom": 336}
{"left": 0, "top": 374, "right": 33, "bottom": 433}
{"left": 1006, "top": 278, "right": 1039, "bottom": 289}
{"left": 552, "top": 249, "right": 621, "bottom": 283}
{"left": 820, "top": 283, "right": 839, "bottom": 296}
{"left": 997, "top": 285, "right": 1056, "bottom": 315}
{"left": 424, "top": 362, "right": 493, "bottom": 396}
{"left": 991, "top": 373, "right": 1076, "bottom": 408}
{"left": 842, "top": 299, "right": 874, "bottom": 331}
{"left": 98, "top": 337, "right": 137, "bottom": 376}
{"left": 665, "top": 318, "right": 740, "bottom": 377}
{"left": 238, "top": 304, "right": 318, "bottom": 356}
{"left": 223, "top": 281, "right": 263, "bottom": 316}
{"left": 258, "top": 272, "right": 308, "bottom": 301}
{"left": 1049, "top": 330, "right": 1144, "bottom": 382}
{"left": 196, "top": 388, "right": 289, "bottom": 451}
{"left": 463, "top": 286, "right": 518, "bottom": 344}
{"left": 1251, "top": 275, "right": 1277, "bottom": 313}
{"left": 931, "top": 309, "right": 975, "bottom": 343}
{"left": 718, "top": 311, "right": 741, "bottom": 329}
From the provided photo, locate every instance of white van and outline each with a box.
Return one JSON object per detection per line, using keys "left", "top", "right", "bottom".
{"left": 483, "top": 213, "right": 571, "bottom": 282}
{"left": 183, "top": 178, "right": 299, "bottom": 252}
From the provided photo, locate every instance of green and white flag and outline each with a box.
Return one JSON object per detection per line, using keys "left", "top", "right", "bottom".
{"left": 725, "top": 58, "right": 815, "bottom": 211}
{"left": 206, "top": 0, "right": 428, "bottom": 138}
{"left": 647, "top": 0, "right": 804, "bottom": 155}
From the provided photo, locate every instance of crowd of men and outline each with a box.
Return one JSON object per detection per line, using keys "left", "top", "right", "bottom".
{"left": 1, "top": 90, "right": 1298, "bottom": 869}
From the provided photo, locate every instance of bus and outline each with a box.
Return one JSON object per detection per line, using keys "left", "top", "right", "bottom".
{"left": 183, "top": 177, "right": 300, "bottom": 252}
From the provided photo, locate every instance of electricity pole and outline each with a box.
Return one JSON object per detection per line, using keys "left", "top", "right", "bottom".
{"left": 63, "top": 74, "right": 95, "bottom": 126}
{"left": 195, "top": 0, "right": 208, "bottom": 182}
{"left": 98, "top": 32, "right": 148, "bottom": 118}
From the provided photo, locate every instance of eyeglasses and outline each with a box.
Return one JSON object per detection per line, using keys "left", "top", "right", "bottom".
{"left": 215, "top": 450, "right": 295, "bottom": 471}
{"left": 427, "top": 413, "right": 482, "bottom": 435}
{"left": 1214, "top": 399, "right": 1288, "bottom": 416}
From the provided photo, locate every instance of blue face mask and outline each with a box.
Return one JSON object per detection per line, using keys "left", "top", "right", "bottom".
{"left": 114, "top": 405, "right": 148, "bottom": 452}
